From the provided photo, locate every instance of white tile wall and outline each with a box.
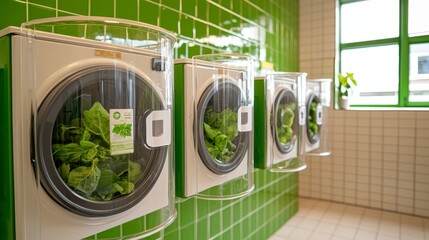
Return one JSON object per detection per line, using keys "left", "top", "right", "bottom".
{"left": 299, "top": 0, "right": 429, "bottom": 218}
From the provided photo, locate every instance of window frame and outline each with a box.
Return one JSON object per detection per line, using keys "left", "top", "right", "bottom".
{"left": 338, "top": 0, "right": 429, "bottom": 108}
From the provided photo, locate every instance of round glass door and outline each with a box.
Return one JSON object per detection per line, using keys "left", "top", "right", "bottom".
{"left": 196, "top": 80, "right": 249, "bottom": 175}
{"left": 272, "top": 88, "right": 298, "bottom": 153}
{"left": 37, "top": 66, "right": 167, "bottom": 217}
{"left": 306, "top": 94, "right": 321, "bottom": 144}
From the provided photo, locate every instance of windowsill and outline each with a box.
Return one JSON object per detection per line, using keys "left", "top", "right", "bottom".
{"left": 335, "top": 106, "right": 429, "bottom": 111}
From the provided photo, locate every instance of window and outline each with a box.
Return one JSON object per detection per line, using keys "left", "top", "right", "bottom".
{"left": 338, "top": 0, "right": 429, "bottom": 107}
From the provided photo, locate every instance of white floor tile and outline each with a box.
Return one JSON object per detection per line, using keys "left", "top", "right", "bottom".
{"left": 376, "top": 234, "right": 399, "bottom": 240}
{"left": 354, "top": 229, "right": 377, "bottom": 240}
{"left": 288, "top": 227, "right": 313, "bottom": 240}
{"left": 308, "top": 231, "right": 332, "bottom": 240}
{"left": 315, "top": 221, "right": 338, "bottom": 235}
{"left": 269, "top": 235, "right": 286, "bottom": 240}
{"left": 274, "top": 225, "right": 294, "bottom": 238}
{"left": 271, "top": 198, "right": 428, "bottom": 240}
{"left": 333, "top": 224, "right": 357, "bottom": 239}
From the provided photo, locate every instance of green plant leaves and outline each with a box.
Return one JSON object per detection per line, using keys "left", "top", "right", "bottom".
{"left": 338, "top": 72, "right": 358, "bottom": 97}
{"left": 83, "top": 102, "right": 110, "bottom": 145}
{"left": 203, "top": 108, "right": 238, "bottom": 163}
{"left": 68, "top": 159, "right": 102, "bottom": 197}
{"left": 308, "top": 101, "right": 319, "bottom": 137}
{"left": 276, "top": 103, "right": 296, "bottom": 144}
{"left": 52, "top": 101, "right": 142, "bottom": 201}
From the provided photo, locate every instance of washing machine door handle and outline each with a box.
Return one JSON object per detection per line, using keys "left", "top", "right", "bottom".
{"left": 237, "top": 106, "right": 252, "bottom": 132}
{"left": 145, "top": 109, "right": 171, "bottom": 147}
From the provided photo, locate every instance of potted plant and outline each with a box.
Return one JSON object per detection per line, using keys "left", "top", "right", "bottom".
{"left": 337, "top": 72, "right": 357, "bottom": 109}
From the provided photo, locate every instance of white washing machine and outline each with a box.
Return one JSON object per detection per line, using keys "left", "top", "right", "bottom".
{"left": 174, "top": 55, "right": 254, "bottom": 199}
{"left": 305, "top": 79, "right": 332, "bottom": 155}
{"left": 3, "top": 17, "right": 176, "bottom": 240}
{"left": 254, "top": 72, "right": 307, "bottom": 172}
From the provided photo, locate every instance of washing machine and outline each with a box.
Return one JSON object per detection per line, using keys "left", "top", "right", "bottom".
{"left": 174, "top": 54, "right": 254, "bottom": 199}
{"left": 0, "top": 17, "right": 176, "bottom": 240}
{"left": 305, "top": 79, "right": 332, "bottom": 156}
{"left": 254, "top": 72, "right": 307, "bottom": 172}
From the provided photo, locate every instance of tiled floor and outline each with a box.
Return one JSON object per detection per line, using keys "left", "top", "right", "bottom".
{"left": 270, "top": 198, "right": 429, "bottom": 240}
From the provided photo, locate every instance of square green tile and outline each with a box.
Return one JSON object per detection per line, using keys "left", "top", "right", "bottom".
{"left": 139, "top": 1, "right": 159, "bottom": 26}
{"left": 196, "top": 0, "right": 207, "bottom": 19}
{"left": 90, "top": 0, "right": 114, "bottom": 17}
{"left": 180, "top": 224, "right": 195, "bottom": 240}
{"left": 0, "top": 0, "right": 25, "bottom": 29}
{"left": 249, "top": 213, "right": 259, "bottom": 236}
{"left": 232, "top": 222, "right": 241, "bottom": 240}
{"left": 176, "top": 40, "right": 187, "bottom": 58}
{"left": 180, "top": 198, "right": 195, "bottom": 226}
{"left": 58, "top": 0, "right": 88, "bottom": 15}
{"left": 146, "top": 210, "right": 162, "bottom": 230}
{"left": 241, "top": 195, "right": 251, "bottom": 216}
{"left": 222, "top": 206, "right": 231, "bottom": 229}
{"left": 28, "top": 4, "right": 56, "bottom": 21}
{"left": 209, "top": 212, "right": 220, "bottom": 238}
{"left": 180, "top": 15, "right": 194, "bottom": 38}
{"left": 116, "top": 0, "right": 138, "bottom": 20}
{"left": 232, "top": 0, "right": 242, "bottom": 14}
{"left": 121, "top": 216, "right": 146, "bottom": 236}
{"left": 196, "top": 216, "right": 208, "bottom": 240}
{"left": 29, "top": 0, "right": 55, "bottom": 8}
{"left": 208, "top": 25, "right": 221, "bottom": 38}
{"left": 196, "top": 198, "right": 209, "bottom": 219}
{"left": 161, "top": 0, "right": 179, "bottom": 10}
{"left": 232, "top": 201, "right": 241, "bottom": 223}
{"left": 182, "top": 0, "right": 196, "bottom": 16}
{"left": 164, "top": 229, "right": 179, "bottom": 240}
{"left": 194, "top": 20, "right": 207, "bottom": 40}
{"left": 96, "top": 225, "right": 121, "bottom": 239}
{"left": 160, "top": 6, "right": 179, "bottom": 33}
{"left": 221, "top": 229, "right": 233, "bottom": 240}
{"left": 242, "top": 216, "right": 251, "bottom": 237}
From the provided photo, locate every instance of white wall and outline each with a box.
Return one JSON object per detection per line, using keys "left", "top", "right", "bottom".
{"left": 299, "top": 0, "right": 429, "bottom": 218}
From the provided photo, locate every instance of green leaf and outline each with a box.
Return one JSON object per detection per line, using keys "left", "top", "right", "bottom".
{"left": 83, "top": 102, "right": 110, "bottom": 145}
{"left": 53, "top": 143, "right": 88, "bottom": 163}
{"left": 214, "top": 134, "right": 228, "bottom": 153}
{"left": 68, "top": 159, "right": 101, "bottom": 197}
{"left": 94, "top": 169, "right": 120, "bottom": 199}
{"left": 203, "top": 108, "right": 239, "bottom": 164}
{"left": 58, "top": 163, "right": 71, "bottom": 182}
{"left": 115, "top": 180, "right": 135, "bottom": 194}
{"left": 126, "top": 160, "right": 142, "bottom": 184}
{"left": 203, "top": 122, "right": 220, "bottom": 140}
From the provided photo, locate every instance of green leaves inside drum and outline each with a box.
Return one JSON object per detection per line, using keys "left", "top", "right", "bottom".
{"left": 52, "top": 102, "right": 142, "bottom": 201}
{"left": 276, "top": 103, "right": 296, "bottom": 144}
{"left": 203, "top": 108, "right": 238, "bottom": 164}
{"left": 308, "top": 101, "right": 319, "bottom": 137}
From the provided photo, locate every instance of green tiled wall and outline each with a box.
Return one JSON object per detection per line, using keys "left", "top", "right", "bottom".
{"left": 0, "top": 0, "right": 299, "bottom": 239}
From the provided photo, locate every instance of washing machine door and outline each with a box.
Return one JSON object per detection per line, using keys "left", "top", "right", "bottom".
{"left": 196, "top": 79, "right": 249, "bottom": 175}
{"left": 37, "top": 66, "right": 168, "bottom": 217}
{"left": 271, "top": 88, "right": 298, "bottom": 154}
{"left": 306, "top": 94, "right": 322, "bottom": 144}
